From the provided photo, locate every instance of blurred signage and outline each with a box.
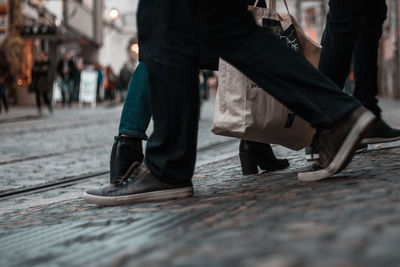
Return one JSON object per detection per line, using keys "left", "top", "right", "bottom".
{"left": 0, "top": 1, "right": 7, "bottom": 34}
{"left": 79, "top": 70, "right": 98, "bottom": 107}
{"left": 21, "top": 25, "right": 57, "bottom": 36}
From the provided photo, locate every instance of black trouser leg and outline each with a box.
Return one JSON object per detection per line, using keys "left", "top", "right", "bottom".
{"left": 319, "top": 0, "right": 384, "bottom": 117}
{"left": 35, "top": 90, "right": 42, "bottom": 109}
{"left": 197, "top": 0, "right": 360, "bottom": 130}
{"left": 138, "top": 0, "right": 200, "bottom": 184}
{"left": 43, "top": 91, "right": 51, "bottom": 109}
{"left": 319, "top": 0, "right": 365, "bottom": 89}
{"left": 352, "top": 0, "right": 386, "bottom": 118}
{"left": 0, "top": 85, "right": 8, "bottom": 112}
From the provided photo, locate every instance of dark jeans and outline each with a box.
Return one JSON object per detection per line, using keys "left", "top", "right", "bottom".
{"left": 0, "top": 84, "right": 8, "bottom": 112}
{"left": 319, "top": 0, "right": 387, "bottom": 118}
{"left": 137, "top": 0, "right": 361, "bottom": 184}
{"left": 61, "top": 78, "right": 73, "bottom": 106}
{"left": 119, "top": 61, "right": 151, "bottom": 140}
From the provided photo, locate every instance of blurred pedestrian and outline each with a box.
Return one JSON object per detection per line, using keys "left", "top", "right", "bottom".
{"left": 105, "top": 66, "right": 118, "bottom": 102}
{"left": 84, "top": 0, "right": 376, "bottom": 206}
{"left": 31, "top": 51, "right": 53, "bottom": 115}
{"left": 57, "top": 52, "right": 76, "bottom": 107}
{"left": 72, "top": 57, "right": 82, "bottom": 102}
{"left": 319, "top": 0, "right": 400, "bottom": 144}
{"left": 199, "top": 70, "right": 217, "bottom": 100}
{"left": 94, "top": 63, "right": 104, "bottom": 102}
{"left": 0, "top": 49, "right": 9, "bottom": 114}
{"left": 117, "top": 63, "right": 133, "bottom": 103}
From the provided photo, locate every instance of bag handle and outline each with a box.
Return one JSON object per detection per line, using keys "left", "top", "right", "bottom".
{"left": 252, "top": 0, "right": 274, "bottom": 9}
{"left": 253, "top": 0, "right": 291, "bottom": 16}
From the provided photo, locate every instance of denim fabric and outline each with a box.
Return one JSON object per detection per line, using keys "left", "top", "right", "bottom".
{"left": 319, "top": 0, "right": 387, "bottom": 118}
{"left": 118, "top": 62, "right": 152, "bottom": 140}
{"left": 60, "top": 78, "right": 74, "bottom": 106}
{"left": 138, "top": 0, "right": 361, "bottom": 183}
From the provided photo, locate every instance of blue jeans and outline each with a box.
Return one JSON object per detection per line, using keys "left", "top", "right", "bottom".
{"left": 61, "top": 78, "right": 74, "bottom": 106}
{"left": 118, "top": 62, "right": 152, "bottom": 140}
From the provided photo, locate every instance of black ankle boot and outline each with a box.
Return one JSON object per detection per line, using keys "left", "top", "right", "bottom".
{"left": 239, "top": 140, "right": 289, "bottom": 175}
{"left": 110, "top": 136, "right": 144, "bottom": 184}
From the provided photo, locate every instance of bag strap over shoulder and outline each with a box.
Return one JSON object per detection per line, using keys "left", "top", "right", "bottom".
{"left": 252, "top": 0, "right": 291, "bottom": 16}
{"left": 281, "top": 0, "right": 291, "bottom": 15}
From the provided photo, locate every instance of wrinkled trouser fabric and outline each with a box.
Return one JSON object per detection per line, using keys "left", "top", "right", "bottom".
{"left": 319, "top": 0, "right": 387, "bottom": 117}
{"left": 137, "top": 0, "right": 361, "bottom": 184}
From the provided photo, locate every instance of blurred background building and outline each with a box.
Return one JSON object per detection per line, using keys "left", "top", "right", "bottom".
{"left": 0, "top": 0, "right": 139, "bottom": 106}
{"left": 0, "top": 0, "right": 399, "bottom": 106}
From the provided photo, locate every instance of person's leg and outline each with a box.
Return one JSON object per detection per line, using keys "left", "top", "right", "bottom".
{"left": 109, "top": 62, "right": 152, "bottom": 184}
{"left": 67, "top": 79, "right": 73, "bottom": 106}
{"left": 306, "top": 0, "right": 371, "bottom": 160}
{"left": 0, "top": 84, "right": 5, "bottom": 113}
{"left": 84, "top": 0, "right": 375, "bottom": 205}
{"left": 3, "top": 87, "right": 7, "bottom": 112}
{"left": 61, "top": 79, "right": 66, "bottom": 105}
{"left": 196, "top": 0, "right": 374, "bottom": 181}
{"left": 140, "top": 0, "right": 200, "bottom": 184}
{"left": 318, "top": 0, "right": 366, "bottom": 90}
{"left": 352, "top": 0, "right": 386, "bottom": 117}
{"left": 320, "top": 0, "right": 400, "bottom": 144}
{"left": 118, "top": 62, "right": 152, "bottom": 139}
{"left": 84, "top": 0, "right": 197, "bottom": 205}
{"left": 198, "top": 0, "right": 360, "bottom": 130}
{"left": 359, "top": 2, "right": 400, "bottom": 145}
{"left": 43, "top": 90, "right": 52, "bottom": 113}
{"left": 35, "top": 89, "right": 42, "bottom": 113}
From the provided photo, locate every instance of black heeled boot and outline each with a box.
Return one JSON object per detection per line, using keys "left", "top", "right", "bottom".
{"left": 239, "top": 140, "right": 289, "bottom": 175}
{"left": 110, "top": 136, "right": 144, "bottom": 184}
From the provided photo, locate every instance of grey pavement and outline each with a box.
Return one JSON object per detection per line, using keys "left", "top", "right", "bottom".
{"left": 0, "top": 98, "right": 399, "bottom": 267}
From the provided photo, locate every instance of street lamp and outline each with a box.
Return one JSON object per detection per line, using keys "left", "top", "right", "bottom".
{"left": 130, "top": 43, "right": 139, "bottom": 55}
{"left": 109, "top": 8, "right": 119, "bottom": 21}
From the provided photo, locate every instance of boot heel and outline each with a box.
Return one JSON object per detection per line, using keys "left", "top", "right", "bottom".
{"left": 239, "top": 152, "right": 259, "bottom": 175}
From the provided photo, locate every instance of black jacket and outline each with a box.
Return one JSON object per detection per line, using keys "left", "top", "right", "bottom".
{"left": 32, "top": 59, "right": 52, "bottom": 92}
{"left": 56, "top": 59, "right": 77, "bottom": 79}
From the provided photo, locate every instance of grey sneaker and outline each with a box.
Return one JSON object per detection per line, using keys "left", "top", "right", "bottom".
{"left": 83, "top": 162, "right": 193, "bottom": 206}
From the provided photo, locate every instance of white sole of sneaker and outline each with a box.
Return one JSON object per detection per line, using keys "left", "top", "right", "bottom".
{"left": 298, "top": 111, "right": 376, "bottom": 182}
{"left": 363, "top": 136, "right": 400, "bottom": 145}
{"left": 82, "top": 186, "right": 194, "bottom": 206}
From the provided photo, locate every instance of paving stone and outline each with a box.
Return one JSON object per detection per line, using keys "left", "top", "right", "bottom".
{"left": 0, "top": 99, "right": 399, "bottom": 266}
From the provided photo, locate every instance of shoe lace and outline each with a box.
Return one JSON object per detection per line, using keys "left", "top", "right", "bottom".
{"left": 112, "top": 162, "right": 141, "bottom": 186}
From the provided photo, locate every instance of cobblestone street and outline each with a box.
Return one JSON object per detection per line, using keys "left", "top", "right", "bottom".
{"left": 1, "top": 99, "right": 400, "bottom": 267}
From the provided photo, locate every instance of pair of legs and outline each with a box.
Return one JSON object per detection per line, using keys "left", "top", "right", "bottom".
{"left": 84, "top": 0, "right": 375, "bottom": 205}
{"left": 0, "top": 84, "right": 8, "bottom": 113}
{"left": 319, "top": 0, "right": 400, "bottom": 144}
{"left": 61, "top": 78, "right": 73, "bottom": 106}
{"left": 114, "top": 61, "right": 288, "bottom": 181}
{"left": 36, "top": 89, "right": 52, "bottom": 114}
{"left": 138, "top": 0, "right": 361, "bottom": 183}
